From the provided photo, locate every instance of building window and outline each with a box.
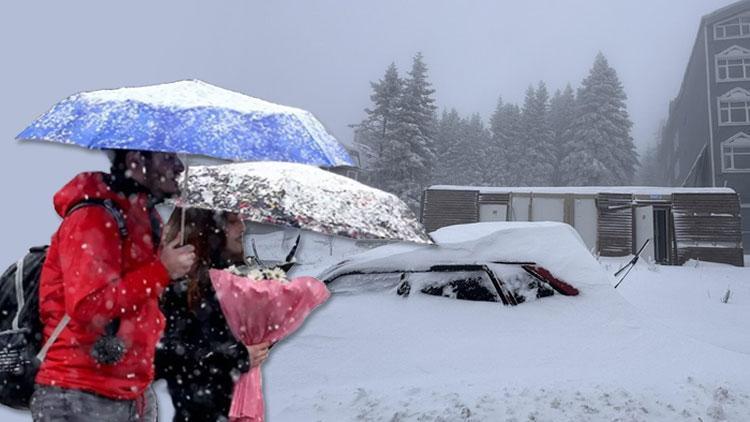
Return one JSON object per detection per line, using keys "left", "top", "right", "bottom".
{"left": 718, "top": 88, "right": 750, "bottom": 125}
{"left": 721, "top": 132, "right": 750, "bottom": 172}
{"left": 716, "top": 46, "right": 750, "bottom": 81}
{"left": 715, "top": 14, "right": 750, "bottom": 40}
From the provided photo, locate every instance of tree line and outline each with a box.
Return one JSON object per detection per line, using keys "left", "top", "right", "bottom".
{"left": 354, "top": 52, "right": 639, "bottom": 211}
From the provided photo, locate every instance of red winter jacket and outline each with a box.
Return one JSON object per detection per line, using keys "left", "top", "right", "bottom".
{"left": 36, "top": 172, "right": 170, "bottom": 400}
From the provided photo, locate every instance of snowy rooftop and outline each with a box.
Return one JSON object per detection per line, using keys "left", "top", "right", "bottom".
{"left": 429, "top": 185, "right": 735, "bottom": 196}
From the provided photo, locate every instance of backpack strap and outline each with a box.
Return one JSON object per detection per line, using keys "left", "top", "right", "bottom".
{"left": 11, "top": 257, "right": 25, "bottom": 332}
{"left": 66, "top": 199, "right": 128, "bottom": 238}
{"left": 36, "top": 315, "right": 70, "bottom": 362}
{"left": 35, "top": 199, "right": 128, "bottom": 363}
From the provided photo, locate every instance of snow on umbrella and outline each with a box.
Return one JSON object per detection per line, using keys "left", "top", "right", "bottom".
{"left": 16, "top": 79, "right": 354, "bottom": 167}
{"left": 209, "top": 269, "right": 330, "bottom": 421}
{"left": 177, "top": 161, "right": 434, "bottom": 244}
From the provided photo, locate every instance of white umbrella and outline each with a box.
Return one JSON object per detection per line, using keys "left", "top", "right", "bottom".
{"left": 175, "top": 161, "right": 433, "bottom": 244}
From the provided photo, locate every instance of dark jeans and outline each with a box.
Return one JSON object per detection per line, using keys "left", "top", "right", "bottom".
{"left": 30, "top": 384, "right": 157, "bottom": 422}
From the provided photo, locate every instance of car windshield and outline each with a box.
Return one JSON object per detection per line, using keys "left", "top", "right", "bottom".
{"left": 327, "top": 272, "right": 405, "bottom": 294}
{"left": 327, "top": 264, "right": 554, "bottom": 305}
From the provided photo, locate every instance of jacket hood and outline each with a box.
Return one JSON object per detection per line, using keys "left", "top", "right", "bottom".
{"left": 53, "top": 172, "right": 137, "bottom": 217}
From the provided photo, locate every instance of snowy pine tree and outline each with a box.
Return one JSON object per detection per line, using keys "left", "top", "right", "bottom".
{"left": 560, "top": 53, "right": 638, "bottom": 186}
{"left": 383, "top": 52, "right": 438, "bottom": 211}
{"left": 548, "top": 84, "right": 576, "bottom": 186}
{"left": 636, "top": 144, "right": 662, "bottom": 186}
{"left": 433, "top": 108, "right": 464, "bottom": 184}
{"left": 465, "top": 113, "right": 492, "bottom": 185}
{"left": 489, "top": 98, "right": 523, "bottom": 185}
{"left": 355, "top": 62, "right": 403, "bottom": 186}
{"left": 444, "top": 112, "right": 492, "bottom": 186}
{"left": 636, "top": 120, "right": 667, "bottom": 186}
{"left": 434, "top": 109, "right": 493, "bottom": 186}
{"left": 518, "top": 82, "right": 555, "bottom": 186}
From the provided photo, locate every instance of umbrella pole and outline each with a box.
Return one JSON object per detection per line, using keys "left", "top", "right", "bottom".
{"left": 180, "top": 155, "right": 190, "bottom": 245}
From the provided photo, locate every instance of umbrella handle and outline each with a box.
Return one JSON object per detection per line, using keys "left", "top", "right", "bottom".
{"left": 180, "top": 155, "right": 190, "bottom": 245}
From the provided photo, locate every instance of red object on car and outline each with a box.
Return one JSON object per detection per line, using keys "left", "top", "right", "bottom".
{"left": 524, "top": 265, "right": 580, "bottom": 296}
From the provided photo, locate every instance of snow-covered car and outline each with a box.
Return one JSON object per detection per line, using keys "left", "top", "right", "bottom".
{"left": 316, "top": 221, "right": 604, "bottom": 304}
{"left": 322, "top": 262, "right": 559, "bottom": 305}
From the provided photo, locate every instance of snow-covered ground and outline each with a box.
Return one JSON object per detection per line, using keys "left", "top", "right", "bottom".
{"left": 3, "top": 229, "right": 749, "bottom": 421}
{"left": 256, "top": 257, "right": 750, "bottom": 422}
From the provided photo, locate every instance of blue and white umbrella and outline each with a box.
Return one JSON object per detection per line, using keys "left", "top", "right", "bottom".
{"left": 16, "top": 79, "right": 354, "bottom": 167}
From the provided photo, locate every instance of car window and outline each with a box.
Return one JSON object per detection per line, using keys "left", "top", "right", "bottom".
{"left": 488, "top": 263, "right": 554, "bottom": 303}
{"left": 410, "top": 271, "right": 500, "bottom": 302}
{"left": 327, "top": 272, "right": 404, "bottom": 294}
{"left": 326, "top": 266, "right": 555, "bottom": 304}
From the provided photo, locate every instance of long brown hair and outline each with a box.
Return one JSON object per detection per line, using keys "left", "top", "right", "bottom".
{"left": 164, "top": 207, "right": 238, "bottom": 311}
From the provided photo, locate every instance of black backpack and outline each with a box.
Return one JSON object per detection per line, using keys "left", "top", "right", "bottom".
{"left": 0, "top": 199, "right": 127, "bottom": 409}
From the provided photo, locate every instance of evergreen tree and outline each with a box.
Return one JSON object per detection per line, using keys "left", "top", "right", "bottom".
{"left": 487, "top": 97, "right": 507, "bottom": 185}
{"left": 437, "top": 110, "right": 468, "bottom": 185}
{"left": 462, "top": 113, "right": 492, "bottom": 185}
{"left": 453, "top": 113, "right": 493, "bottom": 186}
{"left": 433, "top": 108, "right": 464, "bottom": 184}
{"left": 489, "top": 98, "right": 523, "bottom": 185}
{"left": 435, "top": 111, "right": 493, "bottom": 186}
{"left": 364, "top": 62, "right": 402, "bottom": 154}
{"left": 548, "top": 84, "right": 576, "bottom": 186}
{"left": 355, "top": 62, "right": 403, "bottom": 185}
{"left": 560, "top": 53, "right": 639, "bottom": 186}
{"left": 518, "top": 82, "right": 555, "bottom": 186}
{"left": 383, "top": 52, "right": 438, "bottom": 211}
{"left": 636, "top": 144, "right": 662, "bottom": 186}
{"left": 636, "top": 120, "right": 666, "bottom": 186}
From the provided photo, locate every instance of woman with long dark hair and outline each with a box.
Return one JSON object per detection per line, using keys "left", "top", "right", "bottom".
{"left": 156, "top": 208, "right": 270, "bottom": 422}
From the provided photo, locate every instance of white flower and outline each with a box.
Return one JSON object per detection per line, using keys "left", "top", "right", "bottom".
{"left": 265, "top": 267, "right": 288, "bottom": 282}
{"left": 227, "top": 265, "right": 249, "bottom": 276}
{"left": 247, "top": 269, "right": 265, "bottom": 281}
{"left": 228, "top": 264, "right": 288, "bottom": 282}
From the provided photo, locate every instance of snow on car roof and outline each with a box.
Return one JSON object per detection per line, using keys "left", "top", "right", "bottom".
{"left": 319, "top": 222, "right": 611, "bottom": 288}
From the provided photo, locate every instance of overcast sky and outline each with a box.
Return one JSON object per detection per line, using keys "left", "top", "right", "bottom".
{"left": 0, "top": 0, "right": 739, "bottom": 258}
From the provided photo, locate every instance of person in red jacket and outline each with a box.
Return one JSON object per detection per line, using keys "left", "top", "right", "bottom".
{"left": 31, "top": 150, "right": 196, "bottom": 422}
